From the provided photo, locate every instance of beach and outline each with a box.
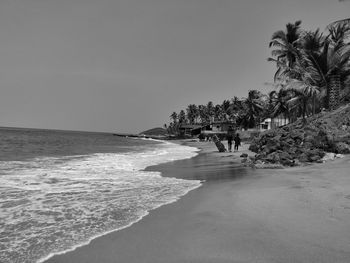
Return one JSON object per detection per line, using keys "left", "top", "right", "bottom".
{"left": 45, "top": 141, "right": 350, "bottom": 263}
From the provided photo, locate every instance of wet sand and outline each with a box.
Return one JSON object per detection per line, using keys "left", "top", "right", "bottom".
{"left": 45, "top": 141, "right": 350, "bottom": 263}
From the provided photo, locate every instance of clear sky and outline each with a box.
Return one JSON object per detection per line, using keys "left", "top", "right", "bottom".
{"left": 0, "top": 0, "right": 349, "bottom": 133}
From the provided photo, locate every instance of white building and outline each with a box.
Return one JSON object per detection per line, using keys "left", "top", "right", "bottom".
{"left": 259, "top": 116, "right": 289, "bottom": 131}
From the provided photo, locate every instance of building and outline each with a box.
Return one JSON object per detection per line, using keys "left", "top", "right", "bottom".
{"left": 210, "top": 121, "right": 234, "bottom": 133}
{"left": 179, "top": 121, "right": 235, "bottom": 137}
{"left": 259, "top": 116, "right": 289, "bottom": 131}
{"left": 178, "top": 124, "right": 203, "bottom": 136}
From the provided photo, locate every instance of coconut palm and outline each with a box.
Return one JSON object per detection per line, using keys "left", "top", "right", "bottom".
{"left": 283, "top": 80, "right": 321, "bottom": 122}
{"left": 170, "top": 112, "right": 178, "bottom": 123}
{"left": 242, "top": 90, "right": 265, "bottom": 129}
{"left": 178, "top": 110, "right": 186, "bottom": 124}
{"left": 268, "top": 21, "right": 303, "bottom": 81}
{"left": 326, "top": 22, "right": 350, "bottom": 109}
{"left": 213, "top": 104, "right": 222, "bottom": 121}
{"left": 186, "top": 104, "right": 199, "bottom": 124}
{"left": 268, "top": 89, "right": 291, "bottom": 121}
{"left": 298, "top": 36, "right": 350, "bottom": 110}
{"left": 327, "top": 18, "right": 350, "bottom": 44}
{"left": 271, "top": 22, "right": 350, "bottom": 112}
{"left": 198, "top": 105, "right": 208, "bottom": 124}
{"left": 206, "top": 101, "right": 215, "bottom": 122}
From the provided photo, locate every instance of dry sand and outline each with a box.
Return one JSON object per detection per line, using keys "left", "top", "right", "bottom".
{"left": 45, "top": 141, "right": 350, "bottom": 263}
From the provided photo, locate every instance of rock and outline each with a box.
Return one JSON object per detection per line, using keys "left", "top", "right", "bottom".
{"left": 248, "top": 105, "right": 350, "bottom": 166}
{"left": 255, "top": 159, "right": 265, "bottom": 165}
{"left": 240, "top": 153, "right": 248, "bottom": 158}
{"left": 321, "top": 152, "right": 336, "bottom": 162}
{"left": 336, "top": 153, "right": 345, "bottom": 158}
{"left": 309, "top": 155, "right": 321, "bottom": 162}
{"left": 249, "top": 156, "right": 256, "bottom": 162}
{"left": 293, "top": 159, "right": 302, "bottom": 166}
{"left": 248, "top": 144, "right": 259, "bottom": 152}
{"left": 299, "top": 153, "right": 309, "bottom": 162}
{"left": 254, "top": 163, "right": 284, "bottom": 169}
{"left": 265, "top": 152, "right": 280, "bottom": 163}
{"left": 279, "top": 152, "right": 293, "bottom": 166}
{"left": 333, "top": 142, "right": 350, "bottom": 154}
{"left": 255, "top": 152, "right": 267, "bottom": 160}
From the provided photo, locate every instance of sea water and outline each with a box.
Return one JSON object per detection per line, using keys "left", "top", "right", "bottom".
{"left": 0, "top": 127, "right": 201, "bottom": 263}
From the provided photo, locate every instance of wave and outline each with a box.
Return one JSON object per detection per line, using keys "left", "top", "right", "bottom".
{"left": 0, "top": 141, "right": 201, "bottom": 263}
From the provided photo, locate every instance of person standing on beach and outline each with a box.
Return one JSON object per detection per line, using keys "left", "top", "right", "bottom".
{"left": 234, "top": 133, "right": 241, "bottom": 151}
{"left": 226, "top": 127, "right": 234, "bottom": 152}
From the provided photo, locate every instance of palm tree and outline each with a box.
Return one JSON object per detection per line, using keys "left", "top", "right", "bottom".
{"left": 170, "top": 112, "right": 178, "bottom": 123}
{"left": 268, "top": 20, "right": 303, "bottom": 81}
{"left": 326, "top": 22, "right": 350, "bottom": 109}
{"left": 230, "top": 96, "right": 243, "bottom": 113}
{"left": 268, "top": 89, "right": 291, "bottom": 123}
{"left": 221, "top": 100, "right": 231, "bottom": 121}
{"left": 298, "top": 34, "right": 350, "bottom": 110}
{"left": 242, "top": 90, "right": 265, "bottom": 129}
{"left": 214, "top": 104, "right": 222, "bottom": 121}
{"left": 272, "top": 23, "right": 350, "bottom": 112}
{"left": 198, "top": 105, "right": 208, "bottom": 124}
{"left": 186, "top": 104, "right": 199, "bottom": 124}
{"left": 283, "top": 80, "right": 321, "bottom": 122}
{"left": 178, "top": 110, "right": 186, "bottom": 124}
{"left": 206, "top": 101, "right": 215, "bottom": 122}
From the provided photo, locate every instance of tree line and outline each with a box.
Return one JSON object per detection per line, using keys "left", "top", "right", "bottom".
{"left": 165, "top": 18, "right": 350, "bottom": 135}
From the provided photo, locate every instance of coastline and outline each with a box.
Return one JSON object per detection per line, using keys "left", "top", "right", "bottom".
{"left": 45, "top": 140, "right": 350, "bottom": 263}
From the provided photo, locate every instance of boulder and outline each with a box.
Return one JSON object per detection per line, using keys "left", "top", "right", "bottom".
{"left": 333, "top": 142, "right": 350, "bottom": 154}
{"left": 265, "top": 152, "right": 280, "bottom": 163}
{"left": 298, "top": 153, "right": 309, "bottom": 163}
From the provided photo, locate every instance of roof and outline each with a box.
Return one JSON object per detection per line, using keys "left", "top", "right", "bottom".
{"left": 179, "top": 124, "right": 203, "bottom": 129}
{"left": 211, "top": 121, "right": 235, "bottom": 125}
{"left": 260, "top": 118, "right": 272, "bottom": 124}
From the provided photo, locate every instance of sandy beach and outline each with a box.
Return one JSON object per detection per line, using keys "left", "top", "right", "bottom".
{"left": 45, "top": 141, "right": 350, "bottom": 263}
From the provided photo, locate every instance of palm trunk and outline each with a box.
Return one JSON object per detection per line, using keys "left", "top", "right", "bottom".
{"left": 302, "top": 99, "right": 307, "bottom": 124}
{"left": 328, "top": 74, "right": 341, "bottom": 110}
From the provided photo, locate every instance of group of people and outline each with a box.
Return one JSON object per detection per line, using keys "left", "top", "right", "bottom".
{"left": 226, "top": 127, "right": 241, "bottom": 152}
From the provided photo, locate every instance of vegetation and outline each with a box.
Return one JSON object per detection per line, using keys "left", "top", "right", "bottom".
{"left": 165, "top": 18, "right": 350, "bottom": 137}
{"left": 165, "top": 93, "right": 269, "bottom": 136}
{"left": 268, "top": 19, "right": 350, "bottom": 114}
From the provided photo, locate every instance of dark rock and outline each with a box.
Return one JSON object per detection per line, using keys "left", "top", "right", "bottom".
{"left": 248, "top": 143, "right": 259, "bottom": 152}
{"left": 255, "top": 152, "right": 267, "bottom": 160}
{"left": 293, "top": 159, "right": 302, "bottom": 166}
{"left": 299, "top": 153, "right": 309, "bottom": 162}
{"left": 265, "top": 152, "right": 280, "bottom": 163}
{"left": 240, "top": 153, "right": 248, "bottom": 158}
{"left": 249, "top": 156, "right": 256, "bottom": 162}
{"left": 334, "top": 142, "right": 350, "bottom": 154}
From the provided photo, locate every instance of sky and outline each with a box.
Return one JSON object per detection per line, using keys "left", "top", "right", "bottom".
{"left": 0, "top": 0, "right": 350, "bottom": 133}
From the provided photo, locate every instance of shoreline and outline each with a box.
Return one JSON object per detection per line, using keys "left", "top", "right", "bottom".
{"left": 45, "top": 141, "right": 350, "bottom": 263}
{"left": 43, "top": 140, "right": 248, "bottom": 263}
{"left": 38, "top": 139, "right": 203, "bottom": 263}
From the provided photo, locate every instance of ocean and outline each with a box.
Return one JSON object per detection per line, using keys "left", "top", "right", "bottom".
{"left": 0, "top": 127, "right": 201, "bottom": 263}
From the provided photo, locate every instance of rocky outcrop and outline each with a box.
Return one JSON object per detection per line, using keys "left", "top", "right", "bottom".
{"left": 249, "top": 104, "right": 350, "bottom": 166}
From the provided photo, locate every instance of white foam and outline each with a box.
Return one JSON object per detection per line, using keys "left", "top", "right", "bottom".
{"left": 37, "top": 182, "right": 200, "bottom": 263}
{"left": 0, "top": 141, "right": 201, "bottom": 263}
